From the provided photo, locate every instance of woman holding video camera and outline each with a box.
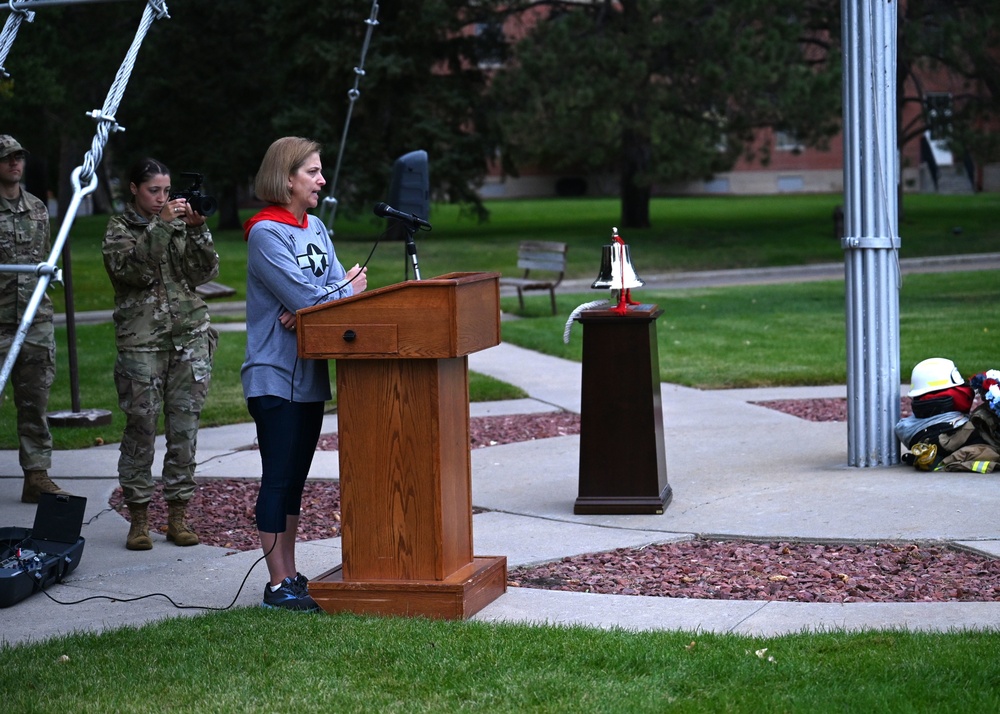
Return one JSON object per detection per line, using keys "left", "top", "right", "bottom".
{"left": 102, "top": 158, "right": 220, "bottom": 552}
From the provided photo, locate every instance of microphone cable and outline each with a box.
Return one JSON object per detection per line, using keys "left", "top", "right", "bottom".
{"left": 288, "top": 226, "right": 387, "bottom": 403}
{"left": 37, "top": 532, "right": 278, "bottom": 612}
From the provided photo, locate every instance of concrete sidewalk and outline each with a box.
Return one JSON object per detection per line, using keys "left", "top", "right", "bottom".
{"left": 3, "top": 341, "right": 1000, "bottom": 644}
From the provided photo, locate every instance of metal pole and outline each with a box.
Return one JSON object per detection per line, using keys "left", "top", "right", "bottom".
{"left": 59, "top": 231, "right": 81, "bottom": 413}
{"left": 841, "top": 0, "right": 901, "bottom": 467}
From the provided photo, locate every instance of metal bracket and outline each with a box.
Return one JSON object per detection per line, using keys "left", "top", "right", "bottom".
{"left": 841, "top": 236, "right": 900, "bottom": 250}
{"left": 7, "top": 1, "right": 35, "bottom": 22}
{"left": 84, "top": 109, "right": 126, "bottom": 133}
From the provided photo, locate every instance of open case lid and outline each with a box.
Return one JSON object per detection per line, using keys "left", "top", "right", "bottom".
{"left": 32, "top": 492, "right": 87, "bottom": 544}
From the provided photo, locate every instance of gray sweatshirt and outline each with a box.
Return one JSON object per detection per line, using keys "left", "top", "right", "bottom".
{"left": 241, "top": 213, "right": 354, "bottom": 403}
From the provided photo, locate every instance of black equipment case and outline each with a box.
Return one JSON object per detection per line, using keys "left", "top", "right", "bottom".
{"left": 0, "top": 492, "right": 87, "bottom": 607}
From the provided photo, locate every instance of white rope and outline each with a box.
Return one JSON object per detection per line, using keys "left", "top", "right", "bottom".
{"left": 563, "top": 299, "right": 609, "bottom": 344}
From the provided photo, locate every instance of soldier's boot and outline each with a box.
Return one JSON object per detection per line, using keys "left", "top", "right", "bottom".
{"left": 126, "top": 503, "right": 153, "bottom": 551}
{"left": 166, "top": 500, "right": 199, "bottom": 547}
{"left": 21, "top": 470, "right": 68, "bottom": 504}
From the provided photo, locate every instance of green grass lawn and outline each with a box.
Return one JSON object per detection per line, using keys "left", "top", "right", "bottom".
{"left": 45, "top": 192, "right": 1000, "bottom": 314}
{"left": 2, "top": 609, "right": 999, "bottom": 712}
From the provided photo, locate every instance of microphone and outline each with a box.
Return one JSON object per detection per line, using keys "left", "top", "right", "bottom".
{"left": 373, "top": 202, "right": 431, "bottom": 228}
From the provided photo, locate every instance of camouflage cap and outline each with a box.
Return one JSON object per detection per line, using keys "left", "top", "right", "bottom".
{"left": 0, "top": 135, "right": 28, "bottom": 159}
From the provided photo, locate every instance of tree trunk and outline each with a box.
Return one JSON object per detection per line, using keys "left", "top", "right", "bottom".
{"left": 216, "top": 186, "right": 242, "bottom": 232}
{"left": 619, "top": 128, "right": 651, "bottom": 229}
{"left": 620, "top": 178, "right": 651, "bottom": 230}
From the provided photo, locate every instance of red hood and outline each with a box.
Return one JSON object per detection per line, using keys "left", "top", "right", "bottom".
{"left": 243, "top": 206, "right": 308, "bottom": 241}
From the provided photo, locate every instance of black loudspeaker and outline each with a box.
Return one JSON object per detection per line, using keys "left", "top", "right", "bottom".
{"left": 385, "top": 150, "right": 429, "bottom": 241}
{"left": 0, "top": 492, "right": 87, "bottom": 607}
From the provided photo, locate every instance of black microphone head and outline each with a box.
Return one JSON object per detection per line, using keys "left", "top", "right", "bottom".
{"left": 373, "top": 202, "right": 390, "bottom": 217}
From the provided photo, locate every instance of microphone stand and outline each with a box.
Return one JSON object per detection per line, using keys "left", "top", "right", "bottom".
{"left": 401, "top": 220, "right": 422, "bottom": 281}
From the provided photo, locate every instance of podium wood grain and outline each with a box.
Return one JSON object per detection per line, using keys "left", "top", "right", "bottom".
{"left": 296, "top": 272, "right": 506, "bottom": 618}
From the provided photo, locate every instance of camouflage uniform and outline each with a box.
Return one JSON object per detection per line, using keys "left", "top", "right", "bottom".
{"left": 102, "top": 203, "right": 219, "bottom": 505}
{"left": 0, "top": 184, "right": 55, "bottom": 473}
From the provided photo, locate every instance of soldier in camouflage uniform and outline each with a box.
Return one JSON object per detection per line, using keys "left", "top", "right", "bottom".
{"left": 103, "top": 158, "right": 219, "bottom": 550}
{"left": 0, "top": 134, "right": 71, "bottom": 504}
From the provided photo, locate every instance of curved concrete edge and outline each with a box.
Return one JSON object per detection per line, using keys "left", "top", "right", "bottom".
{"left": 473, "top": 588, "right": 1000, "bottom": 636}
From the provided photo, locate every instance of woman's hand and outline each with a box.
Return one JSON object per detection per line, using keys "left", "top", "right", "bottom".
{"left": 159, "top": 198, "right": 206, "bottom": 227}
{"left": 278, "top": 310, "right": 297, "bottom": 332}
{"left": 346, "top": 263, "right": 368, "bottom": 293}
{"left": 158, "top": 198, "right": 186, "bottom": 222}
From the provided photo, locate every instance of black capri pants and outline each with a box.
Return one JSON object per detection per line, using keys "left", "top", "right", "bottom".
{"left": 247, "top": 395, "right": 325, "bottom": 533}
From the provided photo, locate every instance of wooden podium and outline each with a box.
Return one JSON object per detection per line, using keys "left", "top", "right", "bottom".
{"left": 296, "top": 272, "right": 507, "bottom": 619}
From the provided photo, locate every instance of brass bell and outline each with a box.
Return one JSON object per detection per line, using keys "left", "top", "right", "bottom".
{"left": 591, "top": 228, "right": 645, "bottom": 291}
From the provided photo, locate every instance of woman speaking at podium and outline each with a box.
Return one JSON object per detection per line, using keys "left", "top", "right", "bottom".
{"left": 242, "top": 137, "right": 367, "bottom": 612}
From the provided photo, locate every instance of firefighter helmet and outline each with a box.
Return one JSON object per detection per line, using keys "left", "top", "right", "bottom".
{"left": 907, "top": 357, "right": 964, "bottom": 398}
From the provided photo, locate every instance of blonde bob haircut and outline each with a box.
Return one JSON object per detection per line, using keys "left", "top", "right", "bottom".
{"left": 253, "top": 136, "right": 322, "bottom": 205}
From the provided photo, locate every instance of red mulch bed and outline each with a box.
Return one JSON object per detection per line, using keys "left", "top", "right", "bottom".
{"left": 110, "top": 399, "right": 1000, "bottom": 602}
{"left": 751, "top": 396, "right": 913, "bottom": 421}
{"left": 109, "top": 479, "right": 341, "bottom": 553}
{"left": 508, "top": 540, "right": 1000, "bottom": 603}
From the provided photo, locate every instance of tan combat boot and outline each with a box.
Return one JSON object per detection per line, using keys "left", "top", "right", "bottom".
{"left": 21, "top": 470, "right": 68, "bottom": 504}
{"left": 126, "top": 503, "right": 153, "bottom": 550}
{"left": 166, "top": 500, "right": 199, "bottom": 547}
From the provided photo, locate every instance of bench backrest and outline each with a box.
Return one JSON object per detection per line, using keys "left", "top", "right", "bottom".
{"left": 517, "top": 240, "right": 568, "bottom": 277}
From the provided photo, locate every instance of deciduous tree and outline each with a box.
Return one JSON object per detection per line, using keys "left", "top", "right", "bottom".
{"left": 491, "top": 0, "right": 842, "bottom": 228}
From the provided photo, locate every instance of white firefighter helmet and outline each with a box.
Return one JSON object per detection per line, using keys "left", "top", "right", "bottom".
{"left": 907, "top": 357, "right": 964, "bottom": 398}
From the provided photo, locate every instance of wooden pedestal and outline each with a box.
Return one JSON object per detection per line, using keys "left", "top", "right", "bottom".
{"left": 574, "top": 303, "right": 672, "bottom": 515}
{"left": 297, "top": 273, "right": 507, "bottom": 619}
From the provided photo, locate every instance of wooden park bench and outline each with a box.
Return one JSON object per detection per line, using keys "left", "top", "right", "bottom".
{"left": 194, "top": 281, "right": 237, "bottom": 300}
{"left": 498, "top": 240, "right": 568, "bottom": 315}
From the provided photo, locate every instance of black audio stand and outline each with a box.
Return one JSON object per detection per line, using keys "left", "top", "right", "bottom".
{"left": 401, "top": 221, "right": 422, "bottom": 281}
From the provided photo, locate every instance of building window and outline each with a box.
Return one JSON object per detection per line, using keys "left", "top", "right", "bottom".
{"left": 775, "top": 131, "right": 804, "bottom": 152}
{"left": 704, "top": 177, "right": 730, "bottom": 193}
{"left": 777, "top": 175, "right": 805, "bottom": 192}
{"left": 924, "top": 93, "right": 953, "bottom": 141}
{"left": 473, "top": 22, "right": 504, "bottom": 69}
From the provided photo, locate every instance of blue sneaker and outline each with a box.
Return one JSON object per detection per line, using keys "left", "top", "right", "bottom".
{"left": 262, "top": 577, "right": 319, "bottom": 612}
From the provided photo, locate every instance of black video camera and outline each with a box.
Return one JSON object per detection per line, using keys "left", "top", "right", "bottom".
{"left": 170, "top": 172, "right": 218, "bottom": 217}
